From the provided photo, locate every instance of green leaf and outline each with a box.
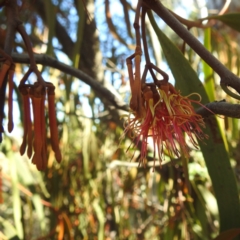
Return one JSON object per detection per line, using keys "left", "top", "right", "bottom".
{"left": 0, "top": 216, "right": 20, "bottom": 240}
{"left": 203, "top": 28, "right": 215, "bottom": 102}
{"left": 213, "top": 228, "right": 240, "bottom": 240}
{"left": 192, "top": 183, "right": 210, "bottom": 239}
{"left": 232, "top": 118, "right": 239, "bottom": 140}
{"left": 44, "top": 0, "right": 56, "bottom": 55}
{"left": 208, "top": 13, "right": 240, "bottom": 33}
{"left": 93, "top": 198, "right": 104, "bottom": 240}
{"left": 15, "top": 156, "right": 35, "bottom": 186}
{"left": 72, "top": 0, "right": 86, "bottom": 67}
{"left": 32, "top": 194, "right": 46, "bottom": 231}
{"left": 197, "top": 184, "right": 218, "bottom": 216}
{"left": 148, "top": 10, "right": 240, "bottom": 234}
{"left": 10, "top": 154, "right": 23, "bottom": 239}
{"left": 148, "top": 13, "right": 209, "bottom": 104}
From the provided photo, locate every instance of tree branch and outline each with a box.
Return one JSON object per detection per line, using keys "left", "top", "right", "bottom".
{"left": 12, "top": 53, "right": 129, "bottom": 112}
{"left": 12, "top": 53, "right": 240, "bottom": 120}
{"left": 196, "top": 100, "right": 240, "bottom": 119}
{"left": 142, "top": 0, "right": 240, "bottom": 96}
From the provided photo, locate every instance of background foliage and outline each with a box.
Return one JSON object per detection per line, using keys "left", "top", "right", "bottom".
{"left": 1, "top": 0, "right": 240, "bottom": 239}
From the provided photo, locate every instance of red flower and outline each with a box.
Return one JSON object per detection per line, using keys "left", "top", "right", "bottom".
{"left": 125, "top": 82, "right": 207, "bottom": 166}
{"left": 19, "top": 82, "right": 62, "bottom": 171}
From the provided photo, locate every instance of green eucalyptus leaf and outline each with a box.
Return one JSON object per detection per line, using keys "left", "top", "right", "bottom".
{"left": 148, "top": 14, "right": 209, "bottom": 104}
{"left": 203, "top": 28, "right": 215, "bottom": 102}
{"left": 10, "top": 154, "right": 23, "bottom": 239}
{"left": 208, "top": 13, "right": 240, "bottom": 33}
{"left": 0, "top": 216, "right": 20, "bottom": 240}
{"left": 147, "top": 10, "right": 240, "bottom": 234}
{"left": 32, "top": 194, "right": 46, "bottom": 231}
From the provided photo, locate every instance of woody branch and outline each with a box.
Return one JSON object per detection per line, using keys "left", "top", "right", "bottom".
{"left": 142, "top": 0, "right": 240, "bottom": 98}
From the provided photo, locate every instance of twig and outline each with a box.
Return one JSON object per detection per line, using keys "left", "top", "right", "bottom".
{"left": 196, "top": 100, "right": 240, "bottom": 118}
{"left": 17, "top": 24, "right": 46, "bottom": 86}
{"left": 141, "top": 7, "right": 151, "bottom": 64}
{"left": 218, "top": 0, "right": 231, "bottom": 15}
{"left": 167, "top": 0, "right": 231, "bottom": 30}
{"left": 142, "top": 0, "right": 240, "bottom": 96}
{"left": 12, "top": 53, "right": 240, "bottom": 119}
{"left": 141, "top": 7, "right": 168, "bottom": 84}
{"left": 11, "top": 53, "right": 129, "bottom": 111}
{"left": 105, "top": 0, "right": 134, "bottom": 49}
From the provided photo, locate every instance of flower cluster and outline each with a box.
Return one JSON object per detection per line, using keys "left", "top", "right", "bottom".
{"left": 125, "top": 82, "right": 207, "bottom": 165}
{"left": 0, "top": 15, "right": 62, "bottom": 171}
{"left": 19, "top": 82, "right": 62, "bottom": 171}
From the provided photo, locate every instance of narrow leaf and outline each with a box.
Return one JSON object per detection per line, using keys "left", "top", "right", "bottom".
{"left": 120, "top": 0, "right": 133, "bottom": 38}
{"left": 10, "top": 154, "right": 23, "bottom": 239}
{"left": 148, "top": 10, "right": 240, "bottom": 233}
{"left": 203, "top": 28, "right": 215, "bottom": 102}
{"left": 147, "top": 12, "right": 209, "bottom": 102}
{"left": 72, "top": 0, "right": 86, "bottom": 67}
{"left": 0, "top": 216, "right": 20, "bottom": 240}
{"left": 32, "top": 194, "right": 46, "bottom": 231}
{"left": 208, "top": 13, "right": 240, "bottom": 33}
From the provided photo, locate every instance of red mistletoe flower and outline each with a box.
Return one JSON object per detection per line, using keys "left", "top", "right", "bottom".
{"left": 124, "top": 82, "right": 207, "bottom": 166}
{"left": 19, "top": 82, "right": 62, "bottom": 171}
